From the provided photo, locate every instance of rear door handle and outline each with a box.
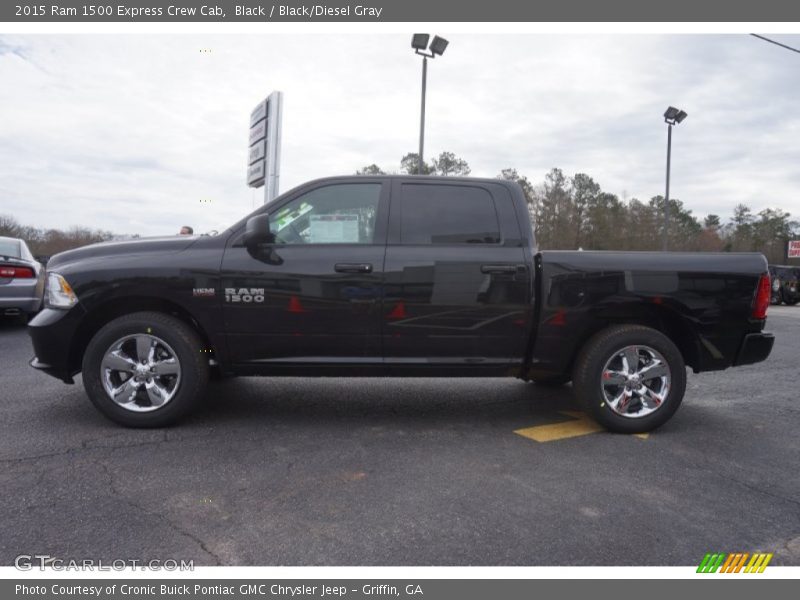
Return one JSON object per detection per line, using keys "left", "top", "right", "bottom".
{"left": 335, "top": 263, "right": 373, "bottom": 274}
{"left": 481, "top": 264, "right": 523, "bottom": 274}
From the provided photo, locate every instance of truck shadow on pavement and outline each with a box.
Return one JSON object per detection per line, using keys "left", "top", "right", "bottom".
{"left": 193, "top": 377, "right": 581, "bottom": 426}
{"left": 0, "top": 315, "right": 28, "bottom": 331}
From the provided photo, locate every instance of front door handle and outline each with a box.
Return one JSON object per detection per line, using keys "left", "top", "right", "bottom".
{"left": 335, "top": 263, "right": 373, "bottom": 274}
{"left": 481, "top": 264, "right": 523, "bottom": 274}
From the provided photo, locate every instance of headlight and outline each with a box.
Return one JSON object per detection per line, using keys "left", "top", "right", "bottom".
{"left": 45, "top": 273, "right": 78, "bottom": 309}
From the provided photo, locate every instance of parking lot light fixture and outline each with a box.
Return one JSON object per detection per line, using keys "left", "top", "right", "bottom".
{"left": 429, "top": 36, "right": 449, "bottom": 56}
{"left": 412, "top": 33, "right": 449, "bottom": 175}
{"left": 662, "top": 106, "right": 688, "bottom": 251}
{"left": 411, "top": 33, "right": 430, "bottom": 51}
{"left": 664, "top": 106, "right": 680, "bottom": 122}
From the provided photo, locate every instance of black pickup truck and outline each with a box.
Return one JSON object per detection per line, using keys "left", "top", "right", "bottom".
{"left": 768, "top": 264, "right": 800, "bottom": 305}
{"left": 29, "top": 176, "right": 775, "bottom": 432}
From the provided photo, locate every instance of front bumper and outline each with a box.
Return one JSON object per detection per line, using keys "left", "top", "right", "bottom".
{"left": 733, "top": 332, "right": 775, "bottom": 366}
{"left": 783, "top": 291, "right": 800, "bottom": 304}
{"left": 29, "top": 356, "right": 74, "bottom": 384}
{"left": 28, "top": 306, "right": 86, "bottom": 383}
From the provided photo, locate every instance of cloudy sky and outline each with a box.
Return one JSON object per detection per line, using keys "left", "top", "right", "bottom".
{"left": 0, "top": 33, "right": 799, "bottom": 236}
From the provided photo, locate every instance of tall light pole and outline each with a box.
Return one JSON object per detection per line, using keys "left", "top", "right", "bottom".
{"left": 662, "top": 106, "right": 687, "bottom": 251}
{"left": 411, "top": 34, "right": 449, "bottom": 175}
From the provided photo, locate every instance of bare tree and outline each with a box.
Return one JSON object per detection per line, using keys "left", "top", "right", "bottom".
{"left": 356, "top": 164, "right": 386, "bottom": 175}
{"left": 431, "top": 151, "right": 471, "bottom": 176}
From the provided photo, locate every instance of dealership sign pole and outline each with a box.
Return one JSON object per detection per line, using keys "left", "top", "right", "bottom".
{"left": 247, "top": 91, "right": 283, "bottom": 204}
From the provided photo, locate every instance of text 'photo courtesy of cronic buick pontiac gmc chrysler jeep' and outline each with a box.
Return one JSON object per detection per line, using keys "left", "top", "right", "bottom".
{"left": 28, "top": 176, "right": 775, "bottom": 432}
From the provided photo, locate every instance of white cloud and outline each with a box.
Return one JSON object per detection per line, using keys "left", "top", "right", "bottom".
{"left": 0, "top": 33, "right": 798, "bottom": 236}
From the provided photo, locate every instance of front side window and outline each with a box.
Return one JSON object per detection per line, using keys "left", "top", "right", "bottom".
{"left": 269, "top": 184, "right": 381, "bottom": 244}
{"left": 399, "top": 184, "right": 501, "bottom": 245}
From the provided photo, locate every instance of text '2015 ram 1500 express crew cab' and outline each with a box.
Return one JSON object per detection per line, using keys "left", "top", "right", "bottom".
{"left": 29, "top": 176, "right": 775, "bottom": 432}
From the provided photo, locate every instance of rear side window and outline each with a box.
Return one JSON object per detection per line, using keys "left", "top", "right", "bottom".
{"left": 399, "top": 184, "right": 501, "bottom": 245}
{"left": 0, "top": 239, "right": 21, "bottom": 258}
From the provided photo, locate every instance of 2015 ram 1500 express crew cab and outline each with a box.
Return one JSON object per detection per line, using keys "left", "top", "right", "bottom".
{"left": 28, "top": 176, "right": 775, "bottom": 432}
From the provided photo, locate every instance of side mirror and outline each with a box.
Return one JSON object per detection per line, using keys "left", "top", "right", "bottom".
{"left": 243, "top": 214, "right": 274, "bottom": 246}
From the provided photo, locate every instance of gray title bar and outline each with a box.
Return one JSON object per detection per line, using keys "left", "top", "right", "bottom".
{"left": 4, "top": 579, "right": 796, "bottom": 600}
{"left": 4, "top": 0, "right": 800, "bottom": 22}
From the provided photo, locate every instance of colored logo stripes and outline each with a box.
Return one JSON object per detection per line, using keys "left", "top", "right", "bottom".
{"left": 697, "top": 552, "right": 773, "bottom": 573}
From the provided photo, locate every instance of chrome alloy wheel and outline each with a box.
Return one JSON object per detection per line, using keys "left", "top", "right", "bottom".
{"left": 599, "top": 345, "right": 671, "bottom": 418}
{"left": 100, "top": 334, "right": 181, "bottom": 412}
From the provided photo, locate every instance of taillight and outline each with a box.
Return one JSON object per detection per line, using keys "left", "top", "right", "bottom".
{"left": 752, "top": 273, "right": 771, "bottom": 320}
{"left": 0, "top": 266, "right": 35, "bottom": 278}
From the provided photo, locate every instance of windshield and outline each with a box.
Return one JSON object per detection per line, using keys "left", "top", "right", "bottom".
{"left": 0, "top": 239, "right": 21, "bottom": 258}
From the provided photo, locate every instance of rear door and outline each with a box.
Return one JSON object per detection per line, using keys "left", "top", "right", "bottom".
{"left": 221, "top": 179, "right": 389, "bottom": 367}
{"left": 383, "top": 179, "right": 531, "bottom": 369}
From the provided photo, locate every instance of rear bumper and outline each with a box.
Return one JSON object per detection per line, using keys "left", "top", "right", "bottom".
{"left": 0, "top": 276, "right": 44, "bottom": 313}
{"left": 0, "top": 295, "right": 41, "bottom": 314}
{"left": 733, "top": 332, "right": 775, "bottom": 366}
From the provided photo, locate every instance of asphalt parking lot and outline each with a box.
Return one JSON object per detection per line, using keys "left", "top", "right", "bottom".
{"left": 1, "top": 308, "right": 798, "bottom": 567}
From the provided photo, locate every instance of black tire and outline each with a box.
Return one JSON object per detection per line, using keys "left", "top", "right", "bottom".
{"left": 530, "top": 374, "right": 571, "bottom": 387}
{"left": 572, "top": 324, "right": 686, "bottom": 433}
{"left": 82, "top": 311, "right": 208, "bottom": 427}
{"left": 784, "top": 299, "right": 799, "bottom": 306}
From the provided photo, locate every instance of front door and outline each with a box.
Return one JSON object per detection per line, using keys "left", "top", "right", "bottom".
{"left": 221, "top": 180, "right": 389, "bottom": 367}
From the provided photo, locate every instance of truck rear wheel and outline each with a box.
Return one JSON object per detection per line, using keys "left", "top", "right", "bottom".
{"left": 82, "top": 311, "right": 208, "bottom": 427}
{"left": 572, "top": 325, "right": 686, "bottom": 433}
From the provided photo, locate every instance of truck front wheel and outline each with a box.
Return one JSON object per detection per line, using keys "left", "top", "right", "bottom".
{"left": 572, "top": 325, "right": 686, "bottom": 433}
{"left": 81, "top": 311, "right": 208, "bottom": 427}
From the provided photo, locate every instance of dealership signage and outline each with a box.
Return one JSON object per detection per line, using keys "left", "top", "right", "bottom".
{"left": 247, "top": 91, "right": 283, "bottom": 203}
{"left": 788, "top": 240, "right": 800, "bottom": 259}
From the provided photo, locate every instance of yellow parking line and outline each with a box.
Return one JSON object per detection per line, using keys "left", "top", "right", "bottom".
{"left": 514, "top": 410, "right": 650, "bottom": 442}
{"left": 514, "top": 410, "right": 603, "bottom": 442}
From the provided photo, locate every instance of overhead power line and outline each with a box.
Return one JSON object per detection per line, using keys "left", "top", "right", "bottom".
{"left": 751, "top": 33, "right": 800, "bottom": 56}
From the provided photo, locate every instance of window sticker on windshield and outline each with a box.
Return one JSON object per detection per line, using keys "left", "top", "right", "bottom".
{"left": 309, "top": 214, "right": 360, "bottom": 243}
{"left": 273, "top": 202, "right": 312, "bottom": 231}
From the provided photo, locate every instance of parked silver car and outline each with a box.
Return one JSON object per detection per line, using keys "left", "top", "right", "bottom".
{"left": 0, "top": 236, "right": 45, "bottom": 319}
